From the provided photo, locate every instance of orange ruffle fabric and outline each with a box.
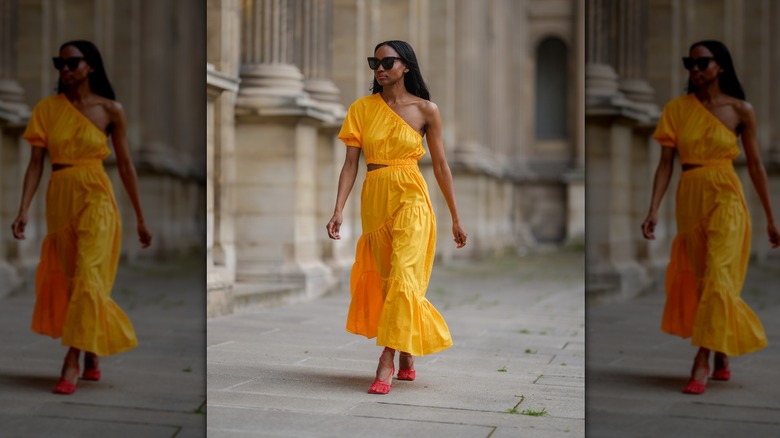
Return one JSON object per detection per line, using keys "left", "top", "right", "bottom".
{"left": 23, "top": 93, "right": 137, "bottom": 356}
{"left": 338, "top": 93, "right": 452, "bottom": 356}
{"left": 653, "top": 93, "right": 766, "bottom": 356}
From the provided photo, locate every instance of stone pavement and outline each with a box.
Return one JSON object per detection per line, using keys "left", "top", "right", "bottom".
{"left": 587, "top": 256, "right": 780, "bottom": 437}
{"left": 207, "top": 249, "right": 584, "bottom": 437}
{"left": 0, "top": 254, "right": 206, "bottom": 438}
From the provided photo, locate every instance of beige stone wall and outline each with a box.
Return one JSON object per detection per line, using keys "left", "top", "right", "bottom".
{"left": 1, "top": 0, "right": 205, "bottom": 298}
{"left": 207, "top": 0, "right": 584, "bottom": 316}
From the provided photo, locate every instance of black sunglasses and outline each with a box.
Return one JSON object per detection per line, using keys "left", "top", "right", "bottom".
{"left": 52, "top": 57, "right": 84, "bottom": 71}
{"left": 682, "top": 57, "right": 714, "bottom": 71}
{"left": 367, "top": 56, "right": 402, "bottom": 71}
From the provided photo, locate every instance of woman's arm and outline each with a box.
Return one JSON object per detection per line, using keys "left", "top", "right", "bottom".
{"left": 326, "top": 146, "right": 361, "bottom": 240}
{"left": 422, "top": 101, "right": 467, "bottom": 248}
{"left": 11, "top": 147, "right": 46, "bottom": 240}
{"left": 107, "top": 101, "right": 152, "bottom": 248}
{"left": 641, "top": 146, "right": 676, "bottom": 240}
{"left": 738, "top": 101, "right": 780, "bottom": 248}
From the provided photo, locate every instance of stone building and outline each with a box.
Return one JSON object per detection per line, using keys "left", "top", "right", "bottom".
{"left": 0, "top": 0, "right": 205, "bottom": 299}
{"left": 586, "top": 0, "right": 780, "bottom": 302}
{"left": 207, "top": 0, "right": 585, "bottom": 318}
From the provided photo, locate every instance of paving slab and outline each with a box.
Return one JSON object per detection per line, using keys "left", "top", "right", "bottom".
{"left": 207, "top": 249, "right": 584, "bottom": 437}
{"left": 0, "top": 254, "right": 206, "bottom": 437}
{"left": 587, "top": 256, "right": 780, "bottom": 437}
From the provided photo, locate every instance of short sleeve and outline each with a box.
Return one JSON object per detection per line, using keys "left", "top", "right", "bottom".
{"left": 23, "top": 101, "right": 48, "bottom": 148}
{"left": 652, "top": 100, "right": 678, "bottom": 147}
{"left": 337, "top": 102, "right": 362, "bottom": 148}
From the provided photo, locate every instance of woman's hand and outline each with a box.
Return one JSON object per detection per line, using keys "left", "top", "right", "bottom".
{"left": 326, "top": 212, "right": 343, "bottom": 240}
{"left": 641, "top": 212, "right": 658, "bottom": 240}
{"left": 11, "top": 212, "right": 28, "bottom": 240}
{"left": 138, "top": 222, "right": 152, "bottom": 248}
{"left": 768, "top": 223, "right": 780, "bottom": 248}
{"left": 452, "top": 222, "right": 467, "bottom": 248}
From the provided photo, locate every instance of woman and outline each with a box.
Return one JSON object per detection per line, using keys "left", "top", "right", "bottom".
{"left": 641, "top": 40, "right": 780, "bottom": 395}
{"left": 11, "top": 40, "right": 152, "bottom": 394}
{"left": 326, "top": 40, "right": 467, "bottom": 394}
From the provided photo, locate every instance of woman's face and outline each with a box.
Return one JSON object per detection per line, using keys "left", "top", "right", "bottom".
{"left": 688, "top": 45, "right": 721, "bottom": 87}
{"left": 373, "top": 45, "right": 406, "bottom": 86}
{"left": 58, "top": 45, "right": 91, "bottom": 88}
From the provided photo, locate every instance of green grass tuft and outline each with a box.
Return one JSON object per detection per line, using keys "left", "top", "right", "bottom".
{"left": 521, "top": 407, "right": 548, "bottom": 416}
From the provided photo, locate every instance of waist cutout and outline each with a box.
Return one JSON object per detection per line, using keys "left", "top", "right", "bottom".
{"left": 52, "top": 160, "right": 103, "bottom": 172}
{"left": 681, "top": 159, "right": 732, "bottom": 172}
{"left": 367, "top": 159, "right": 418, "bottom": 172}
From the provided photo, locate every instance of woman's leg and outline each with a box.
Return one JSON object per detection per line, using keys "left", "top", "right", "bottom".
{"left": 82, "top": 351, "right": 101, "bottom": 381}
{"left": 368, "top": 347, "right": 395, "bottom": 394}
{"left": 712, "top": 351, "right": 731, "bottom": 380}
{"left": 84, "top": 351, "right": 99, "bottom": 370}
{"left": 398, "top": 351, "right": 416, "bottom": 381}
{"left": 54, "top": 347, "right": 81, "bottom": 394}
{"left": 684, "top": 346, "right": 710, "bottom": 394}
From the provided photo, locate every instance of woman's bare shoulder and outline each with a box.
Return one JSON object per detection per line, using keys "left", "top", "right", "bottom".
{"left": 730, "top": 98, "right": 756, "bottom": 123}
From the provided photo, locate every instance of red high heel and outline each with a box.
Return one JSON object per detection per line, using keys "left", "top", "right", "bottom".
{"left": 82, "top": 369, "right": 101, "bottom": 381}
{"left": 53, "top": 379, "right": 77, "bottom": 394}
{"left": 368, "top": 347, "right": 394, "bottom": 395}
{"left": 711, "top": 368, "right": 731, "bottom": 381}
{"left": 397, "top": 352, "right": 416, "bottom": 381}
{"left": 54, "top": 366, "right": 79, "bottom": 395}
{"left": 712, "top": 353, "right": 730, "bottom": 381}
{"left": 683, "top": 366, "right": 709, "bottom": 395}
{"left": 82, "top": 353, "right": 100, "bottom": 381}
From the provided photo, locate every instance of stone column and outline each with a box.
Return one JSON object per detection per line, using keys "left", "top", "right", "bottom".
{"left": 586, "top": 0, "right": 657, "bottom": 302}
{"left": 207, "top": 63, "right": 240, "bottom": 318}
{"left": 238, "top": 0, "right": 306, "bottom": 108}
{"left": 0, "top": 0, "right": 25, "bottom": 110}
{"left": 174, "top": 0, "right": 207, "bottom": 254}
{"left": 615, "top": 0, "right": 655, "bottom": 106}
{"left": 565, "top": 0, "right": 586, "bottom": 244}
{"left": 234, "top": 0, "right": 336, "bottom": 305}
{"left": 297, "top": 0, "right": 349, "bottom": 280}
{"left": 451, "top": 0, "right": 500, "bottom": 259}
{"left": 453, "top": 0, "right": 482, "bottom": 166}
{"left": 298, "top": 0, "right": 340, "bottom": 104}
{"left": 133, "top": 0, "right": 177, "bottom": 258}
{"left": 585, "top": 0, "right": 621, "bottom": 103}
{"left": 0, "top": 0, "right": 28, "bottom": 298}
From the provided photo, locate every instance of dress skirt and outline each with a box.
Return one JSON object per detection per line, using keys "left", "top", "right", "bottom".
{"left": 31, "top": 161, "right": 137, "bottom": 356}
{"left": 662, "top": 161, "right": 766, "bottom": 356}
{"left": 346, "top": 161, "right": 452, "bottom": 357}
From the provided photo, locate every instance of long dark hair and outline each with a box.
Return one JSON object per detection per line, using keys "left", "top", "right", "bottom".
{"left": 686, "top": 40, "right": 745, "bottom": 100}
{"left": 57, "top": 40, "right": 116, "bottom": 100}
{"left": 371, "top": 40, "right": 430, "bottom": 100}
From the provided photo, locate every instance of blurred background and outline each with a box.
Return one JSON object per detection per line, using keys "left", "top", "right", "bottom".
{"left": 585, "top": 0, "right": 780, "bottom": 303}
{"left": 206, "top": 0, "right": 586, "bottom": 318}
{"left": 0, "top": 0, "right": 205, "bottom": 298}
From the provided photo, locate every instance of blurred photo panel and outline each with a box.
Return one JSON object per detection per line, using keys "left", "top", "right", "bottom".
{"left": 0, "top": 0, "right": 205, "bottom": 435}
{"left": 586, "top": 0, "right": 780, "bottom": 435}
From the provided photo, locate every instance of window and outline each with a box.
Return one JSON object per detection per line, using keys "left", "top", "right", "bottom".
{"left": 535, "top": 37, "right": 568, "bottom": 140}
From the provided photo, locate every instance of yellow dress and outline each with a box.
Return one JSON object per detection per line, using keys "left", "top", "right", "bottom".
{"left": 338, "top": 93, "right": 452, "bottom": 357}
{"left": 23, "top": 93, "right": 137, "bottom": 356}
{"left": 653, "top": 93, "right": 766, "bottom": 356}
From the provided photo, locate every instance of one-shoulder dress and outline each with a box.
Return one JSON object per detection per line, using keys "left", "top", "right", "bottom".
{"left": 23, "top": 93, "right": 137, "bottom": 356}
{"left": 338, "top": 93, "right": 452, "bottom": 357}
{"left": 653, "top": 93, "right": 766, "bottom": 356}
